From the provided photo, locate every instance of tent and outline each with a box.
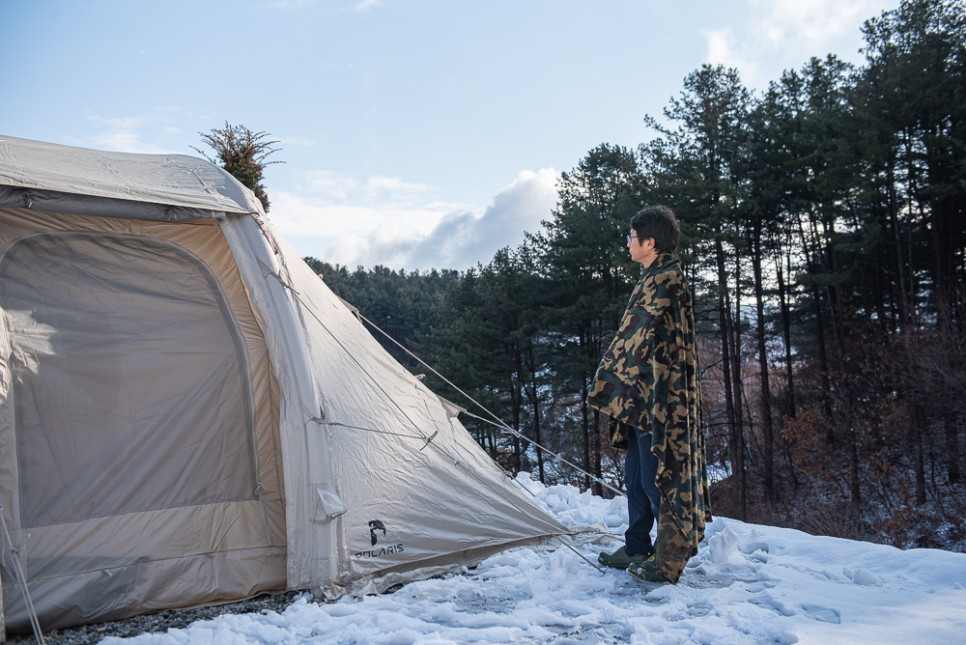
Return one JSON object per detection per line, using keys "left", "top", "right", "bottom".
{"left": 0, "top": 134, "right": 568, "bottom": 635}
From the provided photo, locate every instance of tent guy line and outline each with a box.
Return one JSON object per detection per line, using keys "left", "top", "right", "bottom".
{"left": 284, "top": 272, "right": 564, "bottom": 527}
{"left": 286, "top": 273, "right": 440, "bottom": 447}
{"left": 321, "top": 420, "right": 426, "bottom": 442}
{"left": 279, "top": 223, "right": 578, "bottom": 539}
{"left": 310, "top": 303, "right": 618, "bottom": 575}
{"left": 349, "top": 305, "right": 628, "bottom": 498}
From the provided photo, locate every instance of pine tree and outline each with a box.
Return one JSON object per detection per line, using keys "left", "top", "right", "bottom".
{"left": 194, "top": 122, "right": 282, "bottom": 212}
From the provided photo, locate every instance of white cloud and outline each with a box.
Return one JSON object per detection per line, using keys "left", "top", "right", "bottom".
{"left": 371, "top": 167, "right": 559, "bottom": 271}
{"left": 754, "top": 0, "right": 877, "bottom": 46}
{"left": 267, "top": 191, "right": 454, "bottom": 268}
{"left": 352, "top": 0, "right": 380, "bottom": 12}
{"left": 268, "top": 0, "right": 377, "bottom": 14}
{"left": 263, "top": 0, "right": 317, "bottom": 9}
{"left": 702, "top": 27, "right": 762, "bottom": 84}
{"left": 270, "top": 168, "right": 560, "bottom": 271}
{"left": 301, "top": 171, "right": 436, "bottom": 207}
{"left": 83, "top": 116, "right": 174, "bottom": 154}
{"left": 268, "top": 170, "right": 467, "bottom": 268}
{"left": 704, "top": 0, "right": 895, "bottom": 88}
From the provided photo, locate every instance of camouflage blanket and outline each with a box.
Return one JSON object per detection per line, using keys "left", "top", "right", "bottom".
{"left": 587, "top": 252, "right": 712, "bottom": 583}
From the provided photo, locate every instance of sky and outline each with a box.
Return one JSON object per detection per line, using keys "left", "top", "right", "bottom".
{"left": 98, "top": 473, "right": 966, "bottom": 644}
{"left": 1, "top": 0, "right": 902, "bottom": 271}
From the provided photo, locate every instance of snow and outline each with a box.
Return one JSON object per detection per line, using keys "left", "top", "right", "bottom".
{"left": 103, "top": 474, "right": 966, "bottom": 644}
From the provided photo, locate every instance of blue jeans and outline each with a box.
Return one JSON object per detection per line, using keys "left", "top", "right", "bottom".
{"left": 624, "top": 425, "right": 661, "bottom": 556}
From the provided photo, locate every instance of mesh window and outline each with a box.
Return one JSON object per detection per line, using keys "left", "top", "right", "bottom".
{"left": 0, "top": 233, "right": 256, "bottom": 527}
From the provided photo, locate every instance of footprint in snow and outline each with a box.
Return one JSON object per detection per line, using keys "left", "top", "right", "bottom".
{"left": 801, "top": 603, "right": 842, "bottom": 624}
{"left": 748, "top": 592, "right": 796, "bottom": 617}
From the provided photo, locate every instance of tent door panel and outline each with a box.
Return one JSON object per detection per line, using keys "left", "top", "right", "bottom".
{"left": 0, "top": 232, "right": 256, "bottom": 528}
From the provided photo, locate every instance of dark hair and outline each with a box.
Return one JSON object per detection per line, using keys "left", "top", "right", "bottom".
{"left": 630, "top": 205, "right": 680, "bottom": 252}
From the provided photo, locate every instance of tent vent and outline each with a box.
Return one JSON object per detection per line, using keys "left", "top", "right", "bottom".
{"left": 314, "top": 487, "right": 347, "bottom": 521}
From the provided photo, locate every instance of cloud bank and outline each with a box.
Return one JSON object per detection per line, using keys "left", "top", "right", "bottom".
{"left": 270, "top": 168, "right": 559, "bottom": 271}
{"left": 704, "top": 0, "right": 889, "bottom": 88}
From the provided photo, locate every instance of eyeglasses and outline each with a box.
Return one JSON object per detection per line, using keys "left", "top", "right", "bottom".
{"left": 626, "top": 233, "right": 639, "bottom": 243}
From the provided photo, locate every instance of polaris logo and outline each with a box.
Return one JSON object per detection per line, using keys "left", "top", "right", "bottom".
{"left": 355, "top": 519, "right": 405, "bottom": 559}
{"left": 369, "top": 519, "right": 386, "bottom": 545}
{"left": 355, "top": 544, "right": 405, "bottom": 558}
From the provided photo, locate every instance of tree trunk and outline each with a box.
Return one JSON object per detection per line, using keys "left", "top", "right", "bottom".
{"left": 730, "top": 250, "right": 748, "bottom": 518}
{"left": 913, "top": 402, "right": 926, "bottom": 505}
{"left": 752, "top": 227, "right": 775, "bottom": 501}
{"left": 525, "top": 339, "right": 546, "bottom": 483}
{"left": 848, "top": 422, "right": 862, "bottom": 507}
{"left": 776, "top": 249, "right": 797, "bottom": 419}
{"left": 946, "top": 414, "right": 961, "bottom": 484}
{"left": 714, "top": 235, "right": 744, "bottom": 519}
{"left": 580, "top": 327, "right": 593, "bottom": 492}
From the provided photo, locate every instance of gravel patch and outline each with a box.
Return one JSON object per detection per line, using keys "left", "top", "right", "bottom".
{"left": 5, "top": 591, "right": 306, "bottom": 644}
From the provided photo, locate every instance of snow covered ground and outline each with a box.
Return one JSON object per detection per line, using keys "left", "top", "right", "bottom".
{"left": 104, "top": 474, "right": 966, "bottom": 644}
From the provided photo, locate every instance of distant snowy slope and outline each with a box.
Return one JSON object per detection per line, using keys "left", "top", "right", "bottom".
{"left": 104, "top": 474, "right": 966, "bottom": 645}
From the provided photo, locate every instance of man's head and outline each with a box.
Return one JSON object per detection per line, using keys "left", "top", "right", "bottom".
{"left": 630, "top": 205, "right": 680, "bottom": 251}
{"left": 627, "top": 205, "right": 680, "bottom": 267}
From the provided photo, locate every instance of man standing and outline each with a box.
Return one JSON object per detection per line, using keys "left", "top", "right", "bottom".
{"left": 588, "top": 205, "right": 711, "bottom": 584}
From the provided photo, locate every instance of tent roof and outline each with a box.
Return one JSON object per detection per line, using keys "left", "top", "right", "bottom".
{"left": 0, "top": 134, "right": 261, "bottom": 221}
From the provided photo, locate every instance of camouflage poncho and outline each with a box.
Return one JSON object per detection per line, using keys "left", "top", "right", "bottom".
{"left": 587, "top": 252, "right": 711, "bottom": 583}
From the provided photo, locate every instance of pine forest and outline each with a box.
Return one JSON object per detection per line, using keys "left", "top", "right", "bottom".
{"left": 304, "top": 0, "right": 966, "bottom": 552}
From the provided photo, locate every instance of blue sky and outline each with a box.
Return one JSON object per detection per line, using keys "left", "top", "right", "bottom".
{"left": 2, "top": 0, "right": 900, "bottom": 271}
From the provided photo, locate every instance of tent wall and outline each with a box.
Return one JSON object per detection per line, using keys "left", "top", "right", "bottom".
{"left": 217, "top": 215, "right": 343, "bottom": 594}
{"left": 230, "top": 222, "right": 567, "bottom": 597}
{"left": 0, "top": 209, "right": 286, "bottom": 631}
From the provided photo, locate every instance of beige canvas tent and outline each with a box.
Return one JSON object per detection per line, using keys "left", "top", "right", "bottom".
{"left": 0, "top": 134, "right": 568, "bottom": 636}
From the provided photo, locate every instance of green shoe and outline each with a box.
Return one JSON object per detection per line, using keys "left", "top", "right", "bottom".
{"left": 597, "top": 546, "right": 650, "bottom": 569}
{"left": 627, "top": 555, "right": 669, "bottom": 583}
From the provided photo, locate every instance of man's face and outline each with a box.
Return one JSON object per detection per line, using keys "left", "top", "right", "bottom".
{"left": 627, "top": 230, "right": 658, "bottom": 267}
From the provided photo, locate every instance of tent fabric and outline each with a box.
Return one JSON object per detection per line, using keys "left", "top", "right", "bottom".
{"left": 0, "top": 208, "right": 288, "bottom": 631}
{"left": 0, "top": 135, "right": 569, "bottom": 635}
{"left": 0, "top": 135, "right": 260, "bottom": 220}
